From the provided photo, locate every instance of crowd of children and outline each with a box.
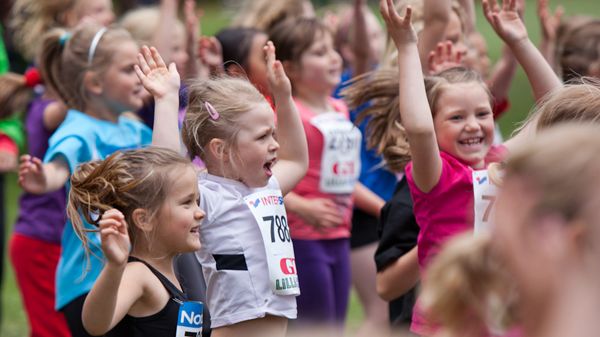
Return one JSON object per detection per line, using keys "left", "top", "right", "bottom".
{"left": 1, "top": 0, "right": 600, "bottom": 336}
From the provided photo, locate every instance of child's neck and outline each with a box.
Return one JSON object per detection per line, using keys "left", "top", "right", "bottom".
{"left": 295, "top": 89, "right": 332, "bottom": 115}
{"left": 84, "top": 101, "right": 120, "bottom": 123}
{"left": 131, "top": 246, "right": 178, "bottom": 283}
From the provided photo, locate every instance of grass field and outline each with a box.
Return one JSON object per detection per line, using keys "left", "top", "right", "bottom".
{"left": 2, "top": 0, "right": 599, "bottom": 336}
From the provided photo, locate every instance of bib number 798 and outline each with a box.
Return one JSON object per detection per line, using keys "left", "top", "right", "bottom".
{"left": 263, "top": 215, "right": 291, "bottom": 243}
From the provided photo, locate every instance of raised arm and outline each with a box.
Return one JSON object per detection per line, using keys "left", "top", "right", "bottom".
{"left": 135, "top": 46, "right": 181, "bottom": 152}
{"left": 381, "top": 0, "right": 442, "bottom": 193}
{"left": 483, "top": 0, "right": 561, "bottom": 102}
{"left": 18, "top": 155, "right": 70, "bottom": 194}
{"left": 266, "top": 41, "right": 308, "bottom": 195}
{"left": 350, "top": 0, "right": 371, "bottom": 76}
{"left": 418, "top": 0, "right": 451, "bottom": 73}
{"left": 487, "top": 44, "right": 518, "bottom": 104}
{"left": 536, "top": 0, "right": 563, "bottom": 71}
{"left": 82, "top": 209, "right": 143, "bottom": 335}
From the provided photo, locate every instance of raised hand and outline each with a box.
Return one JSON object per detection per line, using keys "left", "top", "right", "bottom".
{"left": 428, "top": 41, "right": 465, "bottom": 75}
{"left": 379, "top": 0, "right": 416, "bottom": 48}
{"left": 483, "top": 0, "right": 529, "bottom": 46}
{"left": 198, "top": 36, "right": 223, "bottom": 71}
{"left": 537, "top": 0, "right": 563, "bottom": 42}
{"left": 134, "top": 46, "right": 180, "bottom": 100}
{"left": 264, "top": 41, "right": 292, "bottom": 100}
{"left": 18, "top": 155, "right": 47, "bottom": 194}
{"left": 98, "top": 209, "right": 131, "bottom": 266}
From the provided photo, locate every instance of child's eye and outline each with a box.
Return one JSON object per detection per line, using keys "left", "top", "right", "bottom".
{"left": 449, "top": 115, "right": 463, "bottom": 121}
{"left": 477, "top": 111, "right": 491, "bottom": 118}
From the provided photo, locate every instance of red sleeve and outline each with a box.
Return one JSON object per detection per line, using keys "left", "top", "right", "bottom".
{"left": 0, "top": 134, "right": 18, "bottom": 155}
{"left": 493, "top": 97, "right": 510, "bottom": 119}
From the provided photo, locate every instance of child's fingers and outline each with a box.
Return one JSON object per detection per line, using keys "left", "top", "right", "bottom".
{"left": 150, "top": 47, "right": 167, "bottom": 69}
{"left": 444, "top": 41, "right": 453, "bottom": 60}
{"left": 137, "top": 52, "right": 151, "bottom": 75}
{"left": 134, "top": 64, "right": 145, "bottom": 81}
{"left": 264, "top": 41, "right": 276, "bottom": 69}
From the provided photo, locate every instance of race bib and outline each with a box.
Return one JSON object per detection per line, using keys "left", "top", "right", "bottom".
{"left": 244, "top": 189, "right": 300, "bottom": 296}
{"left": 310, "top": 112, "right": 362, "bottom": 194}
{"left": 176, "top": 301, "right": 203, "bottom": 337}
{"left": 472, "top": 170, "right": 498, "bottom": 234}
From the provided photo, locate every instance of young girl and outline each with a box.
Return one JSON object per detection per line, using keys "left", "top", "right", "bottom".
{"left": 67, "top": 147, "right": 205, "bottom": 336}
{"left": 491, "top": 124, "right": 600, "bottom": 337}
{"left": 214, "top": 27, "right": 270, "bottom": 97}
{"left": 9, "top": 0, "right": 115, "bottom": 61}
{"left": 18, "top": 25, "right": 178, "bottom": 337}
{"left": 375, "top": 0, "right": 561, "bottom": 333}
{"left": 269, "top": 17, "right": 375, "bottom": 330}
{"left": 151, "top": 41, "right": 308, "bottom": 336}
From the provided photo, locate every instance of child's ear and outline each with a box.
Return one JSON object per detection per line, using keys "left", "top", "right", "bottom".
{"left": 83, "top": 71, "right": 103, "bottom": 96}
{"left": 131, "top": 208, "right": 153, "bottom": 233}
{"left": 207, "top": 138, "right": 229, "bottom": 162}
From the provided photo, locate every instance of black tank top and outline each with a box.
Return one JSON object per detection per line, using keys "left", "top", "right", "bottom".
{"left": 107, "top": 256, "right": 188, "bottom": 337}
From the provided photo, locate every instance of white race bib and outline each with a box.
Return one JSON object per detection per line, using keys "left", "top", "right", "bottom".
{"left": 176, "top": 301, "right": 203, "bottom": 337}
{"left": 472, "top": 170, "right": 498, "bottom": 234}
{"left": 310, "top": 112, "right": 362, "bottom": 194}
{"left": 244, "top": 189, "right": 300, "bottom": 296}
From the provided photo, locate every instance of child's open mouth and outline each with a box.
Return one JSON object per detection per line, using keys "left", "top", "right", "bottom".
{"left": 459, "top": 137, "right": 484, "bottom": 146}
{"left": 263, "top": 158, "right": 277, "bottom": 177}
{"left": 190, "top": 225, "right": 200, "bottom": 235}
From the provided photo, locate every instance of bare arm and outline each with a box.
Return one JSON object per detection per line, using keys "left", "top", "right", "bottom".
{"left": 135, "top": 46, "right": 182, "bottom": 152}
{"left": 152, "top": 0, "right": 178, "bottom": 66}
{"left": 266, "top": 41, "right": 308, "bottom": 195}
{"left": 353, "top": 183, "right": 386, "bottom": 219}
{"left": 42, "top": 101, "right": 67, "bottom": 131}
{"left": 483, "top": 0, "right": 561, "bottom": 103}
{"left": 18, "top": 155, "right": 70, "bottom": 194}
{"left": 487, "top": 45, "right": 518, "bottom": 102}
{"left": 457, "top": 0, "right": 476, "bottom": 34}
{"left": 82, "top": 210, "right": 143, "bottom": 335}
{"left": 419, "top": 0, "right": 451, "bottom": 73}
{"left": 376, "top": 246, "right": 419, "bottom": 300}
{"left": 350, "top": 0, "right": 371, "bottom": 76}
{"left": 381, "top": 0, "right": 443, "bottom": 193}
{"left": 182, "top": 0, "right": 202, "bottom": 79}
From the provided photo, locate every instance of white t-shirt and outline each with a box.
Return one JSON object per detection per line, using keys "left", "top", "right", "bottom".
{"left": 195, "top": 173, "right": 297, "bottom": 328}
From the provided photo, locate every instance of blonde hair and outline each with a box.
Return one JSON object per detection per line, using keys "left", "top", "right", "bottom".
{"left": 380, "top": 0, "right": 466, "bottom": 68}
{"left": 343, "top": 66, "right": 490, "bottom": 172}
{"left": 421, "top": 233, "right": 517, "bottom": 337}
{"left": 232, "top": 0, "right": 313, "bottom": 32}
{"left": 0, "top": 73, "right": 34, "bottom": 119}
{"left": 505, "top": 124, "right": 600, "bottom": 224}
{"left": 9, "top": 0, "right": 76, "bottom": 61}
{"left": 120, "top": 6, "right": 185, "bottom": 47}
{"left": 181, "top": 76, "right": 271, "bottom": 162}
{"left": 67, "top": 147, "right": 191, "bottom": 255}
{"left": 39, "top": 24, "right": 134, "bottom": 112}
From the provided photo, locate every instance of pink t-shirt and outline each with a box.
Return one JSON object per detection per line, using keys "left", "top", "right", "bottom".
{"left": 406, "top": 145, "right": 507, "bottom": 335}
{"left": 287, "top": 98, "right": 354, "bottom": 240}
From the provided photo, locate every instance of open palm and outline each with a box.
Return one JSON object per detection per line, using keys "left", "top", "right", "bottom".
{"left": 135, "top": 46, "right": 180, "bottom": 100}
{"left": 483, "top": 0, "right": 528, "bottom": 46}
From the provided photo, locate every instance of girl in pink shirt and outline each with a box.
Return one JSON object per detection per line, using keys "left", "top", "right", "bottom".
{"left": 270, "top": 17, "right": 382, "bottom": 332}
{"left": 361, "top": 0, "right": 562, "bottom": 334}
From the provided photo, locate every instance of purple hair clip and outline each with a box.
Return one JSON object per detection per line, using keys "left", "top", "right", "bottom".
{"left": 205, "top": 102, "right": 220, "bottom": 120}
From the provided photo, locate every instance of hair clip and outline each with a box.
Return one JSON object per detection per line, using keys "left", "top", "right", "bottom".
{"left": 23, "top": 67, "right": 41, "bottom": 88}
{"left": 205, "top": 102, "right": 220, "bottom": 120}
{"left": 59, "top": 32, "right": 72, "bottom": 46}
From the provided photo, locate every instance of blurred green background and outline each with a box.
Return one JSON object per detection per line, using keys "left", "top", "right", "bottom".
{"left": 2, "top": 0, "right": 599, "bottom": 336}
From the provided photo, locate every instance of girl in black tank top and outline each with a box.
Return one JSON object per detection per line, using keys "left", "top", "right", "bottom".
{"left": 67, "top": 142, "right": 205, "bottom": 336}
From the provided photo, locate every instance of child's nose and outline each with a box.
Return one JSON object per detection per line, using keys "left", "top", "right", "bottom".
{"left": 194, "top": 208, "right": 206, "bottom": 220}
{"left": 270, "top": 139, "right": 280, "bottom": 152}
{"left": 465, "top": 117, "right": 481, "bottom": 131}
